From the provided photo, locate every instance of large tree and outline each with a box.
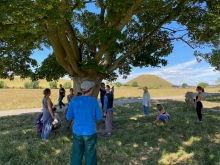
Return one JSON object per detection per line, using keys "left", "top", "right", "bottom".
{"left": 0, "top": 0, "right": 219, "bottom": 97}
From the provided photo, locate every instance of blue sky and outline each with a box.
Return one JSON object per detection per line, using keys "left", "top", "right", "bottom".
{"left": 31, "top": 3, "right": 220, "bottom": 86}
{"left": 116, "top": 41, "right": 220, "bottom": 86}
{"left": 32, "top": 41, "right": 219, "bottom": 86}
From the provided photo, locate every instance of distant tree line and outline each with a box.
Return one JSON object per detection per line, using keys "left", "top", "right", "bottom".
{"left": 0, "top": 80, "right": 72, "bottom": 89}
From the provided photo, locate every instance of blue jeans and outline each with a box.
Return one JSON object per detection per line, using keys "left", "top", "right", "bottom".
{"left": 41, "top": 116, "right": 53, "bottom": 140}
{"left": 143, "top": 105, "right": 149, "bottom": 115}
{"left": 58, "top": 95, "right": 65, "bottom": 108}
{"left": 155, "top": 114, "right": 170, "bottom": 121}
{"left": 71, "top": 133, "right": 97, "bottom": 165}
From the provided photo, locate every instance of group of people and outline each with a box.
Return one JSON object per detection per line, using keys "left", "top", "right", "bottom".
{"left": 141, "top": 85, "right": 204, "bottom": 123}
{"left": 40, "top": 81, "right": 204, "bottom": 165}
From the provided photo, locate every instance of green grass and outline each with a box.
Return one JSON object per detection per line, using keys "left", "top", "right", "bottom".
{"left": 1, "top": 100, "right": 220, "bottom": 165}
{"left": 203, "top": 94, "right": 220, "bottom": 102}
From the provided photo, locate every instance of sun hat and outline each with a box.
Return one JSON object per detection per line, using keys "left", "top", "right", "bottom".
{"left": 143, "top": 86, "right": 148, "bottom": 91}
{"left": 105, "top": 85, "right": 110, "bottom": 90}
{"left": 81, "top": 81, "right": 95, "bottom": 91}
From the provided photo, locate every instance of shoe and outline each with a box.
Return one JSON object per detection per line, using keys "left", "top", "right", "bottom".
{"left": 103, "top": 133, "right": 111, "bottom": 138}
{"left": 42, "top": 139, "right": 49, "bottom": 142}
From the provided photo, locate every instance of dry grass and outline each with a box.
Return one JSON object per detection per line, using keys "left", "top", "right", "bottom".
{"left": 0, "top": 87, "right": 220, "bottom": 111}
{"left": 0, "top": 77, "right": 72, "bottom": 88}
{"left": 114, "top": 86, "right": 220, "bottom": 98}
{"left": 0, "top": 89, "right": 63, "bottom": 110}
{"left": 125, "top": 74, "right": 173, "bottom": 87}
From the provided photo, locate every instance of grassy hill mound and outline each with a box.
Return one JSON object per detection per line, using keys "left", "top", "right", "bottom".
{"left": 0, "top": 77, "right": 72, "bottom": 88}
{"left": 125, "top": 74, "right": 173, "bottom": 88}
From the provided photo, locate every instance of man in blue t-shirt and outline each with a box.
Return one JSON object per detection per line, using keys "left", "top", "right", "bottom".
{"left": 66, "top": 81, "right": 102, "bottom": 165}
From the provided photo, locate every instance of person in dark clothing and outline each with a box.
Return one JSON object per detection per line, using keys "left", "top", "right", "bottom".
{"left": 194, "top": 86, "right": 204, "bottom": 122}
{"left": 103, "top": 85, "right": 114, "bottom": 137}
{"left": 58, "top": 84, "right": 66, "bottom": 109}
{"left": 100, "top": 82, "right": 106, "bottom": 109}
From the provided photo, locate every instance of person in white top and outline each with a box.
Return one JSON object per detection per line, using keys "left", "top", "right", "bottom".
{"left": 142, "top": 86, "right": 151, "bottom": 116}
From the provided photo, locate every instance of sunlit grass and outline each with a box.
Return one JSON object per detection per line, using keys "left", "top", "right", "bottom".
{"left": 0, "top": 78, "right": 73, "bottom": 88}
{"left": 1, "top": 100, "right": 219, "bottom": 164}
{"left": 0, "top": 100, "right": 220, "bottom": 165}
{"left": 1, "top": 87, "right": 220, "bottom": 111}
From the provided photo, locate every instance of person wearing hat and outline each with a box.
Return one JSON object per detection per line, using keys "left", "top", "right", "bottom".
{"left": 142, "top": 86, "right": 151, "bottom": 116}
{"left": 103, "top": 85, "right": 114, "bottom": 138}
{"left": 66, "top": 81, "right": 102, "bottom": 165}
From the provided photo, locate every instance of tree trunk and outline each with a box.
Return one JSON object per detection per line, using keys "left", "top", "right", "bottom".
{"left": 73, "top": 76, "right": 103, "bottom": 98}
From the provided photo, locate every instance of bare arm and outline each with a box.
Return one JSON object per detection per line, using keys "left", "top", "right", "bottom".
{"left": 195, "top": 93, "right": 202, "bottom": 102}
{"left": 153, "top": 110, "right": 164, "bottom": 123}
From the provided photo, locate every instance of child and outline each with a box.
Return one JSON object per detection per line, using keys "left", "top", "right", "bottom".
{"left": 153, "top": 104, "right": 170, "bottom": 123}
{"left": 142, "top": 86, "right": 151, "bottom": 116}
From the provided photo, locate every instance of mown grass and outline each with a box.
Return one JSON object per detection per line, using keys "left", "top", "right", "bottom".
{"left": 1, "top": 87, "right": 220, "bottom": 111}
{"left": 0, "top": 100, "right": 220, "bottom": 165}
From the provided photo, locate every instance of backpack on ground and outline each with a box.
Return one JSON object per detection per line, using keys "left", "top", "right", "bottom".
{"left": 35, "top": 113, "right": 43, "bottom": 133}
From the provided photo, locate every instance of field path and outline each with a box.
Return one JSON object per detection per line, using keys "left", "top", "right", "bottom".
{"left": 0, "top": 95, "right": 185, "bottom": 117}
{"left": 0, "top": 93, "right": 219, "bottom": 117}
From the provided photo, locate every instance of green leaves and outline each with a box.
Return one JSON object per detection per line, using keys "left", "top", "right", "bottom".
{"left": 194, "top": 49, "right": 220, "bottom": 71}
{"left": 80, "top": 58, "right": 107, "bottom": 74}
{"left": 0, "top": 0, "right": 220, "bottom": 82}
{"left": 32, "top": 53, "right": 67, "bottom": 82}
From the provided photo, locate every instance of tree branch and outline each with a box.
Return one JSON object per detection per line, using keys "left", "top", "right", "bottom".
{"left": 98, "top": 0, "right": 106, "bottom": 26}
{"left": 46, "top": 24, "right": 74, "bottom": 74}
{"left": 94, "top": 0, "right": 145, "bottom": 62}
{"left": 108, "top": 0, "right": 188, "bottom": 72}
{"left": 134, "top": 4, "right": 172, "bottom": 14}
{"left": 57, "top": 26, "right": 84, "bottom": 75}
{"left": 65, "top": 20, "right": 81, "bottom": 62}
{"left": 115, "top": 0, "right": 144, "bottom": 31}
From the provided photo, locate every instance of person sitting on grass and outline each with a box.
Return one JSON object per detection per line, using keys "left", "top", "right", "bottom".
{"left": 153, "top": 104, "right": 170, "bottom": 123}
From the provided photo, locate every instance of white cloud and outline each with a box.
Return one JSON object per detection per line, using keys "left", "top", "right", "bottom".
{"left": 117, "top": 59, "right": 220, "bottom": 86}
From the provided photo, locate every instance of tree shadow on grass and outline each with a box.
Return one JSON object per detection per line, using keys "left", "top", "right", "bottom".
{"left": 0, "top": 100, "right": 220, "bottom": 165}
{"left": 0, "top": 113, "right": 73, "bottom": 165}
{"left": 98, "top": 100, "right": 220, "bottom": 165}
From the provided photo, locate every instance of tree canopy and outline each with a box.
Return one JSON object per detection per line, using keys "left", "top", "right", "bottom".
{"left": 182, "top": 83, "right": 188, "bottom": 88}
{"left": 198, "top": 82, "right": 208, "bottom": 88}
{"left": 0, "top": 0, "right": 219, "bottom": 96}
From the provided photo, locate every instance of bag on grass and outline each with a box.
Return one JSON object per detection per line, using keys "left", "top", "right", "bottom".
{"left": 35, "top": 113, "right": 43, "bottom": 133}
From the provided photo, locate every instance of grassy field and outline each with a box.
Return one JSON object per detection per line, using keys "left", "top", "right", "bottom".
{"left": 0, "top": 87, "right": 220, "bottom": 111}
{"left": 0, "top": 77, "right": 72, "bottom": 88}
{"left": 0, "top": 99, "right": 220, "bottom": 165}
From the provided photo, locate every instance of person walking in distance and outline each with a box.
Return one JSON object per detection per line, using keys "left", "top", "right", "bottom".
{"left": 103, "top": 85, "right": 114, "bottom": 138}
{"left": 66, "top": 81, "right": 102, "bottom": 165}
{"left": 142, "top": 86, "right": 151, "bottom": 116}
{"left": 58, "top": 84, "right": 66, "bottom": 109}
{"left": 194, "top": 86, "right": 204, "bottom": 122}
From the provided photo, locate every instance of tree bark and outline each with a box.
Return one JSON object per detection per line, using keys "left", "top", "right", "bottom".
{"left": 73, "top": 76, "right": 104, "bottom": 98}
